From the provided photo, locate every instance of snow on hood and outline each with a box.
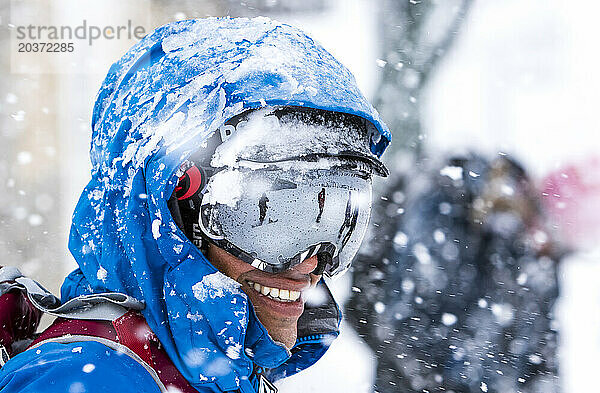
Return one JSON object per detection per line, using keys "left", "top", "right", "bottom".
{"left": 62, "top": 17, "right": 390, "bottom": 390}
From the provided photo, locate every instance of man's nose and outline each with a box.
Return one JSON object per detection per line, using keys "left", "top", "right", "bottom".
{"left": 291, "top": 255, "right": 319, "bottom": 275}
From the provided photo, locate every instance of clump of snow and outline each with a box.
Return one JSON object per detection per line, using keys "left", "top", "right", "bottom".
{"left": 441, "top": 313, "right": 457, "bottom": 326}
{"left": 5, "top": 93, "right": 18, "bottom": 104}
{"left": 528, "top": 354, "right": 542, "bottom": 365}
{"left": 204, "top": 357, "right": 231, "bottom": 377}
{"left": 152, "top": 219, "right": 162, "bottom": 239}
{"left": 184, "top": 348, "right": 209, "bottom": 368}
{"left": 187, "top": 312, "right": 203, "bottom": 322}
{"left": 304, "top": 285, "right": 328, "bottom": 307}
{"left": 440, "top": 165, "right": 463, "bottom": 180}
{"left": 533, "top": 229, "right": 548, "bottom": 245}
{"left": 225, "top": 343, "right": 243, "bottom": 360}
{"left": 375, "top": 59, "right": 387, "bottom": 68}
{"left": 134, "top": 324, "right": 153, "bottom": 341}
{"left": 17, "top": 151, "right": 32, "bottom": 165}
{"left": 402, "top": 279, "right": 415, "bottom": 293}
{"left": 69, "top": 382, "right": 85, "bottom": 393}
{"left": 393, "top": 232, "right": 408, "bottom": 248}
{"left": 501, "top": 184, "right": 515, "bottom": 196}
{"left": 439, "top": 202, "right": 452, "bottom": 215}
{"left": 203, "top": 170, "right": 244, "bottom": 207}
{"left": 28, "top": 214, "right": 43, "bottom": 227}
{"left": 374, "top": 302, "right": 385, "bottom": 314}
{"left": 412, "top": 243, "right": 431, "bottom": 264}
{"left": 11, "top": 110, "right": 25, "bottom": 122}
{"left": 491, "top": 303, "right": 514, "bottom": 326}
{"left": 96, "top": 267, "right": 108, "bottom": 281}
{"left": 191, "top": 272, "right": 243, "bottom": 302}
{"left": 320, "top": 335, "right": 336, "bottom": 348}
{"left": 82, "top": 363, "right": 95, "bottom": 373}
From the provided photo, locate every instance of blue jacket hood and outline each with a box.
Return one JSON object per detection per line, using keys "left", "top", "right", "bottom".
{"left": 62, "top": 17, "right": 390, "bottom": 391}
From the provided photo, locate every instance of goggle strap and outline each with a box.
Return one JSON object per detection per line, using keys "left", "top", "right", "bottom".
{"left": 167, "top": 192, "right": 185, "bottom": 232}
{"left": 312, "top": 253, "right": 331, "bottom": 276}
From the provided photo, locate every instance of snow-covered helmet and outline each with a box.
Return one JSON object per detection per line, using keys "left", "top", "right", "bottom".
{"left": 168, "top": 106, "right": 388, "bottom": 277}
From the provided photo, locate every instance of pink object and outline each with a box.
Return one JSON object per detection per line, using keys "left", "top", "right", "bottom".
{"left": 541, "top": 156, "right": 600, "bottom": 249}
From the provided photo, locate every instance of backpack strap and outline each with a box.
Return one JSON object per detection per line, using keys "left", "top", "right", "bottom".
{"left": 29, "top": 311, "right": 199, "bottom": 393}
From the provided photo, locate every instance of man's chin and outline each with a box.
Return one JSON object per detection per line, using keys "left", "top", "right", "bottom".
{"left": 255, "top": 315, "right": 298, "bottom": 350}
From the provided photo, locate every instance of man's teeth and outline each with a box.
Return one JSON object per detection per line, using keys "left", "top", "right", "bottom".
{"left": 248, "top": 281, "right": 301, "bottom": 302}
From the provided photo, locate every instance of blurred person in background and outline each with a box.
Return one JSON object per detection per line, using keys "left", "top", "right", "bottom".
{"left": 348, "top": 153, "right": 561, "bottom": 393}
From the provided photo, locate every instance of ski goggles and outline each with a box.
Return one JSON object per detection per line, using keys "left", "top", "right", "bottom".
{"left": 173, "top": 106, "right": 388, "bottom": 277}
{"left": 197, "top": 159, "right": 374, "bottom": 277}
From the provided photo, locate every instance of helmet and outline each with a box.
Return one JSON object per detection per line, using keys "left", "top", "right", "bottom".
{"left": 168, "top": 106, "right": 388, "bottom": 277}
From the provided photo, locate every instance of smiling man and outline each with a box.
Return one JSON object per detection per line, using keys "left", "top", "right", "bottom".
{"left": 170, "top": 106, "right": 389, "bottom": 355}
{"left": 0, "top": 18, "right": 390, "bottom": 393}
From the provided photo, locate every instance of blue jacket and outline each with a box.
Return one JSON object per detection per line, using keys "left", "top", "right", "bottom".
{"left": 0, "top": 17, "right": 390, "bottom": 392}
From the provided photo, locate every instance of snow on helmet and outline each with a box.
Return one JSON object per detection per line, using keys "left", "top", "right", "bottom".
{"left": 169, "top": 106, "right": 388, "bottom": 277}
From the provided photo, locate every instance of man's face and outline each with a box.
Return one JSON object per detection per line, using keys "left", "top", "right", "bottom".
{"left": 207, "top": 245, "right": 321, "bottom": 350}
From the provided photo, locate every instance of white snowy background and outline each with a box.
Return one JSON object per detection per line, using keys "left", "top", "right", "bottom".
{"left": 3, "top": 0, "right": 600, "bottom": 392}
